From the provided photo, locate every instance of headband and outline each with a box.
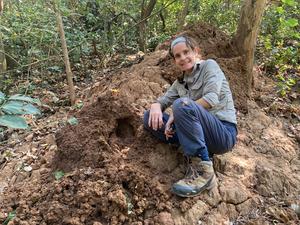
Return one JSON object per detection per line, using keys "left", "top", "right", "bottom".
{"left": 170, "top": 36, "right": 186, "bottom": 49}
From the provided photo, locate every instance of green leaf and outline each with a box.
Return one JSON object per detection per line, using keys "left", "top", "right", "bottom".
{"left": 74, "top": 101, "right": 83, "bottom": 109}
{"left": 1, "top": 101, "right": 41, "bottom": 115}
{"left": 0, "top": 24, "right": 11, "bottom": 32}
{"left": 293, "top": 32, "right": 300, "bottom": 39}
{"left": 276, "top": 7, "right": 284, "bottom": 14}
{"left": 280, "top": 89, "right": 286, "bottom": 96}
{"left": 3, "top": 210, "right": 16, "bottom": 225}
{"left": 287, "top": 78, "right": 296, "bottom": 86}
{"left": 282, "top": 0, "right": 296, "bottom": 6}
{"left": 47, "top": 66, "right": 62, "bottom": 73}
{"left": 0, "top": 115, "right": 29, "bottom": 129}
{"left": 285, "top": 18, "right": 298, "bottom": 27}
{"left": 0, "top": 91, "right": 5, "bottom": 105}
{"left": 67, "top": 117, "right": 78, "bottom": 125}
{"left": 277, "top": 74, "right": 285, "bottom": 82}
{"left": 9, "top": 94, "right": 41, "bottom": 106}
{"left": 54, "top": 170, "right": 65, "bottom": 180}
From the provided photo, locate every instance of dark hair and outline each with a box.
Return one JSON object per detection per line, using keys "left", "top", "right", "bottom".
{"left": 168, "top": 35, "right": 199, "bottom": 59}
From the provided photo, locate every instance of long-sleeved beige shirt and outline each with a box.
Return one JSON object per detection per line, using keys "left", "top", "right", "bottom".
{"left": 157, "top": 59, "right": 237, "bottom": 124}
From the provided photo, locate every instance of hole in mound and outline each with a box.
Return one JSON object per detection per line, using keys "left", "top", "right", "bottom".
{"left": 122, "top": 181, "right": 129, "bottom": 189}
{"left": 116, "top": 118, "right": 135, "bottom": 139}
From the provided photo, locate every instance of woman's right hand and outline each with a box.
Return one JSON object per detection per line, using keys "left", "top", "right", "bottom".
{"left": 148, "top": 103, "right": 163, "bottom": 131}
{"left": 164, "top": 114, "right": 174, "bottom": 140}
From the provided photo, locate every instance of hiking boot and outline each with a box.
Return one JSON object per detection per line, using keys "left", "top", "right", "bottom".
{"left": 171, "top": 158, "right": 217, "bottom": 197}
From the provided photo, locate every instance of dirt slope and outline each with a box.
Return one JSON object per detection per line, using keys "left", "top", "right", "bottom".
{"left": 0, "top": 23, "right": 299, "bottom": 225}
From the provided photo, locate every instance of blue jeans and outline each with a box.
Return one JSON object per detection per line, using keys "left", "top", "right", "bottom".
{"left": 143, "top": 98, "right": 237, "bottom": 156}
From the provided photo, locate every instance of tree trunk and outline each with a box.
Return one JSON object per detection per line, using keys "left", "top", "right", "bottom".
{"left": 0, "top": 0, "right": 6, "bottom": 73}
{"left": 0, "top": 0, "right": 3, "bottom": 14}
{"left": 53, "top": 1, "right": 76, "bottom": 105}
{"left": 159, "top": 11, "right": 166, "bottom": 32}
{"left": 177, "top": 0, "right": 190, "bottom": 31}
{"left": 138, "top": 0, "right": 157, "bottom": 52}
{"left": 0, "top": 33, "right": 7, "bottom": 73}
{"left": 232, "top": 0, "right": 267, "bottom": 96}
{"left": 226, "top": 0, "right": 231, "bottom": 10}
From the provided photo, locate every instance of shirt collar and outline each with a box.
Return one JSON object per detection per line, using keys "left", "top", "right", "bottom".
{"left": 183, "top": 60, "right": 202, "bottom": 82}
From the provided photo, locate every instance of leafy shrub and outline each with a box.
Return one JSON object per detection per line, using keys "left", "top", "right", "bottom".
{"left": 0, "top": 91, "right": 41, "bottom": 129}
{"left": 258, "top": 0, "right": 299, "bottom": 96}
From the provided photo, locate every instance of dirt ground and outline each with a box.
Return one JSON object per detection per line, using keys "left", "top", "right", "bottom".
{"left": 0, "top": 23, "right": 299, "bottom": 225}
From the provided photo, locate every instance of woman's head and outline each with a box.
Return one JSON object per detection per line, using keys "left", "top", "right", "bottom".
{"left": 169, "top": 35, "right": 200, "bottom": 73}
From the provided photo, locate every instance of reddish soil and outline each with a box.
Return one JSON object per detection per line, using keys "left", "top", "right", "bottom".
{"left": 0, "top": 23, "right": 299, "bottom": 225}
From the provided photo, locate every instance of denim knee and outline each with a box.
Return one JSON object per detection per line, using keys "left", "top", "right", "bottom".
{"left": 173, "top": 97, "right": 204, "bottom": 118}
{"left": 143, "top": 110, "right": 150, "bottom": 129}
{"left": 172, "top": 97, "right": 190, "bottom": 113}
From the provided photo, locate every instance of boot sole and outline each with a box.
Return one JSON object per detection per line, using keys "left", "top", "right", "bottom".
{"left": 171, "top": 174, "right": 217, "bottom": 198}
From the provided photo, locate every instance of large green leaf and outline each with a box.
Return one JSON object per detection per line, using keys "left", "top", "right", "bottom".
{"left": 8, "top": 94, "right": 41, "bottom": 106}
{"left": 0, "top": 115, "right": 29, "bottom": 129}
{"left": 1, "top": 101, "right": 41, "bottom": 115}
{"left": 285, "top": 18, "right": 298, "bottom": 27}
{"left": 0, "top": 91, "right": 5, "bottom": 105}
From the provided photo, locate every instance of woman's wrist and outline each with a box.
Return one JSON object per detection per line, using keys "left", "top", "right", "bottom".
{"left": 151, "top": 102, "right": 161, "bottom": 109}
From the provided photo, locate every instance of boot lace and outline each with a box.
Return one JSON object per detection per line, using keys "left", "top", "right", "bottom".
{"left": 184, "top": 156, "right": 203, "bottom": 180}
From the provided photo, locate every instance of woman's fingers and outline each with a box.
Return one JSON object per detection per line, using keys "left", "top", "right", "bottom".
{"left": 148, "top": 112, "right": 152, "bottom": 127}
{"left": 158, "top": 116, "right": 163, "bottom": 129}
{"left": 152, "top": 116, "right": 158, "bottom": 130}
{"left": 149, "top": 112, "right": 163, "bottom": 130}
{"left": 149, "top": 103, "right": 163, "bottom": 130}
{"left": 148, "top": 103, "right": 163, "bottom": 130}
{"left": 164, "top": 120, "right": 175, "bottom": 140}
{"left": 164, "top": 123, "right": 170, "bottom": 135}
{"left": 165, "top": 129, "right": 174, "bottom": 140}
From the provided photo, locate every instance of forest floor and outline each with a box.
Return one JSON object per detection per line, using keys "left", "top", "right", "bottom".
{"left": 0, "top": 23, "right": 299, "bottom": 225}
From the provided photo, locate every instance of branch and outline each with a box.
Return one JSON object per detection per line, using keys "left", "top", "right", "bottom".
{"left": 98, "top": 0, "right": 178, "bottom": 65}
{"left": 143, "top": 0, "right": 157, "bottom": 18}
{"left": 0, "top": 55, "right": 61, "bottom": 75}
{"left": 103, "top": 0, "right": 178, "bottom": 56}
{"left": 0, "top": 50, "right": 21, "bottom": 66}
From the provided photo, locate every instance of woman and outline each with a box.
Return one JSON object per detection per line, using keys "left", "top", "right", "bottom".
{"left": 144, "top": 35, "right": 237, "bottom": 197}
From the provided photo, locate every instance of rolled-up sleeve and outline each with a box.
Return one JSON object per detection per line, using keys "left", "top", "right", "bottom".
{"left": 157, "top": 81, "right": 179, "bottom": 111}
{"left": 201, "top": 60, "right": 224, "bottom": 108}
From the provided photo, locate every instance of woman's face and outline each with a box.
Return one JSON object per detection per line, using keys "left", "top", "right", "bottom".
{"left": 172, "top": 42, "right": 198, "bottom": 73}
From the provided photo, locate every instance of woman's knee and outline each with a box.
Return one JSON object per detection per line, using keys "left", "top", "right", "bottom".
{"left": 172, "top": 97, "right": 190, "bottom": 112}
{"left": 172, "top": 97, "right": 204, "bottom": 117}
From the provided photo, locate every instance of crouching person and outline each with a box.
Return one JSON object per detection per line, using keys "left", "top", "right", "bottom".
{"left": 143, "top": 35, "right": 237, "bottom": 197}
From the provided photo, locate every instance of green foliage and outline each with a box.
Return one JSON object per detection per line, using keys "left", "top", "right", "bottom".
{"left": 258, "top": 0, "right": 299, "bottom": 96}
{"left": 0, "top": 0, "right": 241, "bottom": 69}
{"left": 1, "top": 0, "right": 57, "bottom": 67}
{"left": 150, "top": 0, "right": 241, "bottom": 35}
{"left": 54, "top": 170, "right": 65, "bottom": 180}
{"left": 67, "top": 116, "right": 78, "bottom": 126}
{"left": 0, "top": 92, "right": 41, "bottom": 129}
{"left": 0, "top": 115, "right": 28, "bottom": 129}
{"left": 276, "top": 73, "right": 297, "bottom": 96}
{"left": 1, "top": 0, "right": 144, "bottom": 72}
{"left": 3, "top": 210, "right": 16, "bottom": 225}
{"left": 0, "top": 0, "right": 298, "bottom": 100}
{"left": 188, "top": 0, "right": 241, "bottom": 34}
{"left": 147, "top": 33, "right": 170, "bottom": 51}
